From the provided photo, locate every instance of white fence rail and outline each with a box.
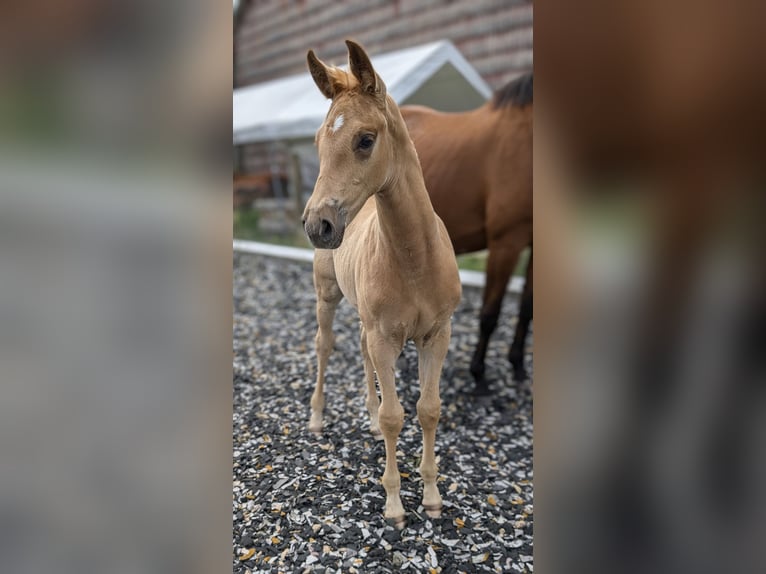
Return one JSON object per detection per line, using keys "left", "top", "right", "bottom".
{"left": 233, "top": 240, "right": 524, "bottom": 293}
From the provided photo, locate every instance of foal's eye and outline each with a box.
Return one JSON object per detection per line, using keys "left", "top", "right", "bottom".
{"left": 355, "top": 133, "right": 376, "bottom": 153}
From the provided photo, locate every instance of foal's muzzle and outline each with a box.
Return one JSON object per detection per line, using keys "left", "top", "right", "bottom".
{"left": 302, "top": 205, "right": 346, "bottom": 249}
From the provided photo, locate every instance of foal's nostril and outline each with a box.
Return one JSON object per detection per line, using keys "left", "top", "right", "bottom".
{"left": 320, "top": 219, "right": 333, "bottom": 237}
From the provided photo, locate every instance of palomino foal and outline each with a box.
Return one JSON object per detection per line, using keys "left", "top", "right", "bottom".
{"left": 302, "top": 40, "right": 461, "bottom": 527}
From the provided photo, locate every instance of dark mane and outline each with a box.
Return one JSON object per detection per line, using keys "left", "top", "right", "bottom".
{"left": 491, "top": 73, "right": 533, "bottom": 109}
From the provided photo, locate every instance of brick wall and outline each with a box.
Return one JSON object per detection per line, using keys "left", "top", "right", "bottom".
{"left": 233, "top": 0, "right": 533, "bottom": 215}
{"left": 234, "top": 0, "right": 532, "bottom": 92}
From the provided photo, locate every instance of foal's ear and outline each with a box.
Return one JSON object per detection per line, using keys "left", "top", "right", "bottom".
{"left": 307, "top": 50, "right": 335, "bottom": 99}
{"left": 345, "top": 40, "right": 386, "bottom": 100}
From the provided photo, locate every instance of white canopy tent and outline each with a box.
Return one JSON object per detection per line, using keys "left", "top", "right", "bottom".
{"left": 233, "top": 40, "right": 492, "bottom": 229}
{"left": 233, "top": 40, "right": 491, "bottom": 145}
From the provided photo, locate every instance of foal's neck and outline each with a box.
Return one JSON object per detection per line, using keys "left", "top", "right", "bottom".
{"left": 374, "top": 114, "right": 440, "bottom": 268}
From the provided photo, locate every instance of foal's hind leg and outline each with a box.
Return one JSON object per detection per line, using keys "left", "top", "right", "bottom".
{"left": 360, "top": 325, "right": 382, "bottom": 439}
{"left": 416, "top": 325, "right": 450, "bottom": 518}
{"left": 309, "top": 257, "right": 343, "bottom": 434}
{"left": 509, "top": 250, "right": 532, "bottom": 381}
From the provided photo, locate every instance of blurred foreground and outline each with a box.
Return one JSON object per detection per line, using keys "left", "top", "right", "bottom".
{"left": 536, "top": 2, "right": 766, "bottom": 573}
{"left": 0, "top": 2, "right": 231, "bottom": 574}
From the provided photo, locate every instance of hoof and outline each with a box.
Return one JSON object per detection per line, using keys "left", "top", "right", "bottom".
{"left": 386, "top": 515, "right": 407, "bottom": 530}
{"left": 513, "top": 368, "right": 529, "bottom": 382}
{"left": 470, "top": 370, "right": 491, "bottom": 397}
{"left": 510, "top": 358, "right": 528, "bottom": 381}
{"left": 423, "top": 504, "right": 442, "bottom": 519}
{"left": 308, "top": 423, "right": 323, "bottom": 435}
{"left": 471, "top": 384, "right": 492, "bottom": 397}
{"left": 370, "top": 428, "right": 384, "bottom": 441}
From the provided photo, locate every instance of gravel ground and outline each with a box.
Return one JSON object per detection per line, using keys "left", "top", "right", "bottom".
{"left": 233, "top": 252, "right": 533, "bottom": 573}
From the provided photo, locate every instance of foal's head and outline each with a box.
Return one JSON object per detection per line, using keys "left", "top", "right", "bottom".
{"left": 302, "top": 40, "right": 397, "bottom": 249}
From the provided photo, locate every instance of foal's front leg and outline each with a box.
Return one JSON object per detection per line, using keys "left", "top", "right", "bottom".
{"left": 416, "top": 326, "right": 450, "bottom": 517}
{"left": 367, "top": 332, "right": 406, "bottom": 527}
{"left": 310, "top": 269, "right": 342, "bottom": 434}
{"left": 360, "top": 325, "right": 382, "bottom": 439}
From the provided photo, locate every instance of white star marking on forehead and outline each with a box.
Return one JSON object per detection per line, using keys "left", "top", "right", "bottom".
{"left": 329, "top": 114, "right": 344, "bottom": 134}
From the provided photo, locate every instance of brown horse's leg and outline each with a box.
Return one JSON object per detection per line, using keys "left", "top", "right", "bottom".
{"left": 415, "top": 325, "right": 450, "bottom": 517}
{"left": 309, "top": 258, "right": 342, "bottom": 434}
{"left": 360, "top": 325, "right": 382, "bottom": 439}
{"left": 509, "top": 249, "right": 533, "bottom": 381}
{"left": 367, "top": 331, "right": 406, "bottom": 527}
{"left": 470, "top": 245, "right": 519, "bottom": 395}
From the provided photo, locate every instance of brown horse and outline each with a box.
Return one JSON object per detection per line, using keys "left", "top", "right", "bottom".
{"left": 401, "top": 74, "right": 533, "bottom": 395}
{"left": 302, "top": 40, "right": 461, "bottom": 527}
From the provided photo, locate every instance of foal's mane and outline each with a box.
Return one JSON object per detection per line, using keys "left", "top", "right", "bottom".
{"left": 491, "top": 73, "right": 533, "bottom": 109}
{"left": 327, "top": 66, "right": 360, "bottom": 93}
